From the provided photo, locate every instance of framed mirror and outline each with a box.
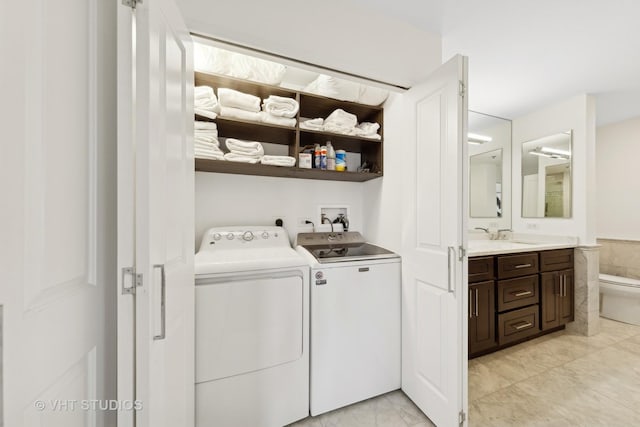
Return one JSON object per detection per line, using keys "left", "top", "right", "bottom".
{"left": 521, "top": 131, "right": 572, "bottom": 218}
{"left": 468, "top": 111, "right": 512, "bottom": 228}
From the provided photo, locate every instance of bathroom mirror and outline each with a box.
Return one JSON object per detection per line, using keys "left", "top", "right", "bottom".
{"left": 521, "top": 130, "right": 572, "bottom": 218}
{"left": 468, "top": 111, "right": 512, "bottom": 228}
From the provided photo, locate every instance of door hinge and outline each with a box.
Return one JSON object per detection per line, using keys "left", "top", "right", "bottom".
{"left": 122, "top": 267, "right": 143, "bottom": 295}
{"left": 459, "top": 410, "right": 467, "bottom": 425}
{"left": 458, "top": 246, "right": 467, "bottom": 261}
{"left": 459, "top": 80, "right": 466, "bottom": 98}
{"left": 122, "top": 0, "right": 142, "bottom": 9}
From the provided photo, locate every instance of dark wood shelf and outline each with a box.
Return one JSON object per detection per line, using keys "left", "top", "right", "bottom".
{"left": 193, "top": 70, "right": 384, "bottom": 181}
{"left": 195, "top": 159, "right": 382, "bottom": 182}
{"left": 197, "top": 115, "right": 296, "bottom": 145}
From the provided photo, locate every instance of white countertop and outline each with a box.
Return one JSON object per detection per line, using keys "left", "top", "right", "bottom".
{"left": 467, "top": 233, "right": 578, "bottom": 257}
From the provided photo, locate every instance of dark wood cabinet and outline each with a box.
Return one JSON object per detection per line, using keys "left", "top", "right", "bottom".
{"left": 469, "top": 280, "right": 497, "bottom": 355}
{"left": 541, "top": 269, "right": 574, "bottom": 330}
{"left": 469, "top": 247, "right": 574, "bottom": 358}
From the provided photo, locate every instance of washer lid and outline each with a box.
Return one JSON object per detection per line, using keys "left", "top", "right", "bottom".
{"left": 195, "top": 247, "right": 306, "bottom": 275}
{"left": 303, "top": 242, "right": 399, "bottom": 264}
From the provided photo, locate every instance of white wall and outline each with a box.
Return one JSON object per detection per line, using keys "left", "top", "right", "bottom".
{"left": 195, "top": 173, "right": 365, "bottom": 248}
{"left": 512, "top": 94, "right": 597, "bottom": 244}
{"left": 176, "top": 0, "right": 442, "bottom": 89}
{"left": 596, "top": 116, "right": 640, "bottom": 240}
{"left": 362, "top": 92, "right": 404, "bottom": 253}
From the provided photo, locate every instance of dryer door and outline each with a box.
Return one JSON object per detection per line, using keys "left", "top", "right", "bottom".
{"left": 195, "top": 270, "right": 305, "bottom": 382}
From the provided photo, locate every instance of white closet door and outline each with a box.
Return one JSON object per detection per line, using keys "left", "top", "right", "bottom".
{"left": 0, "top": 1, "right": 108, "bottom": 426}
{"left": 400, "top": 55, "right": 469, "bottom": 427}
{"left": 117, "top": 1, "right": 195, "bottom": 427}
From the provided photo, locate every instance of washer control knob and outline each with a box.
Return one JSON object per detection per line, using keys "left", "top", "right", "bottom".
{"left": 226, "top": 233, "right": 234, "bottom": 240}
{"left": 242, "top": 231, "right": 254, "bottom": 241}
{"left": 212, "top": 233, "right": 221, "bottom": 241}
{"left": 262, "top": 232, "right": 269, "bottom": 239}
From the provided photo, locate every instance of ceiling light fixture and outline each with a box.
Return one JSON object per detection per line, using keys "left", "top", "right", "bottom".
{"left": 539, "top": 146, "right": 571, "bottom": 156}
{"left": 467, "top": 132, "right": 493, "bottom": 144}
{"left": 529, "top": 147, "right": 571, "bottom": 160}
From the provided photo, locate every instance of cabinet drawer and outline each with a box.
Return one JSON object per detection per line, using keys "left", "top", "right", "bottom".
{"left": 498, "top": 305, "right": 540, "bottom": 345}
{"left": 540, "top": 249, "right": 574, "bottom": 272}
{"left": 497, "top": 275, "right": 539, "bottom": 312}
{"left": 469, "top": 256, "right": 494, "bottom": 283}
{"left": 497, "top": 252, "right": 539, "bottom": 279}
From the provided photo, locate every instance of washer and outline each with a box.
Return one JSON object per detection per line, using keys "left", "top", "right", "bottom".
{"left": 296, "top": 231, "right": 401, "bottom": 416}
{"left": 195, "top": 226, "right": 309, "bottom": 427}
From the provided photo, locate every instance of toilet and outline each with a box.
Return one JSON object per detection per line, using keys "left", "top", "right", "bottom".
{"left": 599, "top": 273, "right": 640, "bottom": 326}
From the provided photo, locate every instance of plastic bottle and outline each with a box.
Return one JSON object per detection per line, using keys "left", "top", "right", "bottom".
{"left": 326, "top": 142, "right": 336, "bottom": 171}
{"left": 335, "top": 149, "right": 346, "bottom": 171}
{"left": 320, "top": 145, "right": 327, "bottom": 170}
{"left": 314, "top": 144, "right": 321, "bottom": 168}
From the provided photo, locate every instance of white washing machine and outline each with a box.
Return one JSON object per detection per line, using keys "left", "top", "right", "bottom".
{"left": 195, "top": 226, "right": 309, "bottom": 427}
{"left": 296, "top": 231, "right": 401, "bottom": 416}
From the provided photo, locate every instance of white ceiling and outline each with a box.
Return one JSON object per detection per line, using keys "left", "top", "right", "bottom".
{"left": 348, "top": 0, "right": 640, "bottom": 125}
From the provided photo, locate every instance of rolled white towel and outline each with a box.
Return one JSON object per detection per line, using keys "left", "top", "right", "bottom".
{"left": 194, "top": 121, "right": 217, "bottom": 130}
{"left": 194, "top": 86, "right": 220, "bottom": 114}
{"left": 217, "top": 88, "right": 261, "bottom": 112}
{"left": 261, "top": 155, "right": 296, "bottom": 167}
{"left": 225, "top": 138, "right": 264, "bottom": 157}
{"left": 299, "top": 117, "right": 324, "bottom": 131}
{"left": 324, "top": 108, "right": 358, "bottom": 128}
{"left": 223, "top": 152, "right": 262, "bottom": 164}
{"left": 260, "top": 112, "right": 296, "bottom": 127}
{"left": 262, "top": 95, "right": 299, "bottom": 118}
{"left": 219, "top": 106, "right": 262, "bottom": 123}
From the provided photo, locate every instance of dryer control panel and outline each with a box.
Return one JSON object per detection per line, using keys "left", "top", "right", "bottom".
{"left": 198, "top": 226, "right": 291, "bottom": 252}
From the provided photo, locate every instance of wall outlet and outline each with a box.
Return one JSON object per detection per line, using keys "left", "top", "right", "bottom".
{"left": 297, "top": 217, "right": 314, "bottom": 227}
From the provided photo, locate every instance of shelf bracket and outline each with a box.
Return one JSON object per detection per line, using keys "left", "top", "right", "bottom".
{"left": 122, "top": 0, "right": 142, "bottom": 9}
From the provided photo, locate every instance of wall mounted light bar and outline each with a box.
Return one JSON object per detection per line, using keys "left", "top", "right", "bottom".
{"left": 467, "top": 132, "right": 493, "bottom": 144}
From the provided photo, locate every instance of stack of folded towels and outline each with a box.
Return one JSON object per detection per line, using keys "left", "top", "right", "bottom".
{"left": 216, "top": 88, "right": 298, "bottom": 128}
{"left": 261, "top": 95, "right": 298, "bottom": 127}
{"left": 299, "top": 108, "right": 381, "bottom": 140}
{"left": 223, "top": 138, "right": 264, "bottom": 164}
{"left": 218, "top": 88, "right": 262, "bottom": 122}
{"left": 194, "top": 86, "right": 219, "bottom": 119}
{"left": 194, "top": 121, "right": 224, "bottom": 160}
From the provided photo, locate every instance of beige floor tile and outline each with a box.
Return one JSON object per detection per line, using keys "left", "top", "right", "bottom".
{"left": 383, "top": 390, "right": 432, "bottom": 426}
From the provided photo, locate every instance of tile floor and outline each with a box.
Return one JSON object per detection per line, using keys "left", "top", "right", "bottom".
{"left": 291, "top": 318, "right": 640, "bottom": 427}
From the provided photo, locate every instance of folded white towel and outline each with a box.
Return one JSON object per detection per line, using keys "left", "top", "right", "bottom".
{"left": 217, "top": 88, "right": 261, "bottom": 112}
{"left": 195, "top": 86, "right": 215, "bottom": 100}
{"left": 225, "top": 138, "right": 265, "bottom": 157}
{"left": 354, "top": 122, "right": 381, "bottom": 139}
{"left": 299, "top": 117, "right": 324, "bottom": 131}
{"left": 219, "top": 106, "right": 262, "bottom": 122}
{"left": 260, "top": 112, "right": 296, "bottom": 127}
{"left": 194, "top": 121, "right": 217, "bottom": 130}
{"left": 195, "top": 108, "right": 217, "bottom": 120}
{"left": 194, "top": 131, "right": 218, "bottom": 140}
{"left": 261, "top": 155, "right": 296, "bottom": 167}
{"left": 323, "top": 123, "right": 358, "bottom": 136}
{"left": 262, "top": 95, "right": 299, "bottom": 118}
{"left": 195, "top": 140, "right": 222, "bottom": 151}
{"left": 223, "top": 152, "right": 262, "bottom": 164}
{"left": 324, "top": 108, "right": 358, "bottom": 128}
{"left": 195, "top": 149, "right": 225, "bottom": 161}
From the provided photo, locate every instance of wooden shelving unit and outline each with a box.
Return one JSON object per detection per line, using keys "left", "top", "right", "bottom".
{"left": 194, "top": 71, "right": 384, "bottom": 182}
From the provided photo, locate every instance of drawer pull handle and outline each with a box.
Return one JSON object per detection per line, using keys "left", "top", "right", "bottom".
{"left": 512, "top": 322, "right": 533, "bottom": 330}
{"left": 514, "top": 263, "right": 532, "bottom": 269}
{"left": 513, "top": 290, "right": 532, "bottom": 297}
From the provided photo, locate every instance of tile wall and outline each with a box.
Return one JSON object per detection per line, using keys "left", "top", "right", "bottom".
{"left": 598, "top": 238, "right": 640, "bottom": 280}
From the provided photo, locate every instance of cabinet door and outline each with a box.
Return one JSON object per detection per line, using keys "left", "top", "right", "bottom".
{"left": 540, "top": 272, "right": 560, "bottom": 330}
{"left": 559, "top": 269, "right": 575, "bottom": 325}
{"left": 469, "top": 281, "right": 496, "bottom": 355}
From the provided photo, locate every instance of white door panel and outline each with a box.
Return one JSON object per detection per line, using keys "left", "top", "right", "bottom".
{"left": 400, "top": 55, "right": 468, "bottom": 427}
{"left": 118, "top": 0, "right": 194, "bottom": 426}
{"left": 1, "top": 0, "right": 105, "bottom": 426}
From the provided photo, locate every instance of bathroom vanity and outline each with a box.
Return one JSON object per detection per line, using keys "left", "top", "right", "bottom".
{"left": 468, "top": 242, "right": 575, "bottom": 358}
